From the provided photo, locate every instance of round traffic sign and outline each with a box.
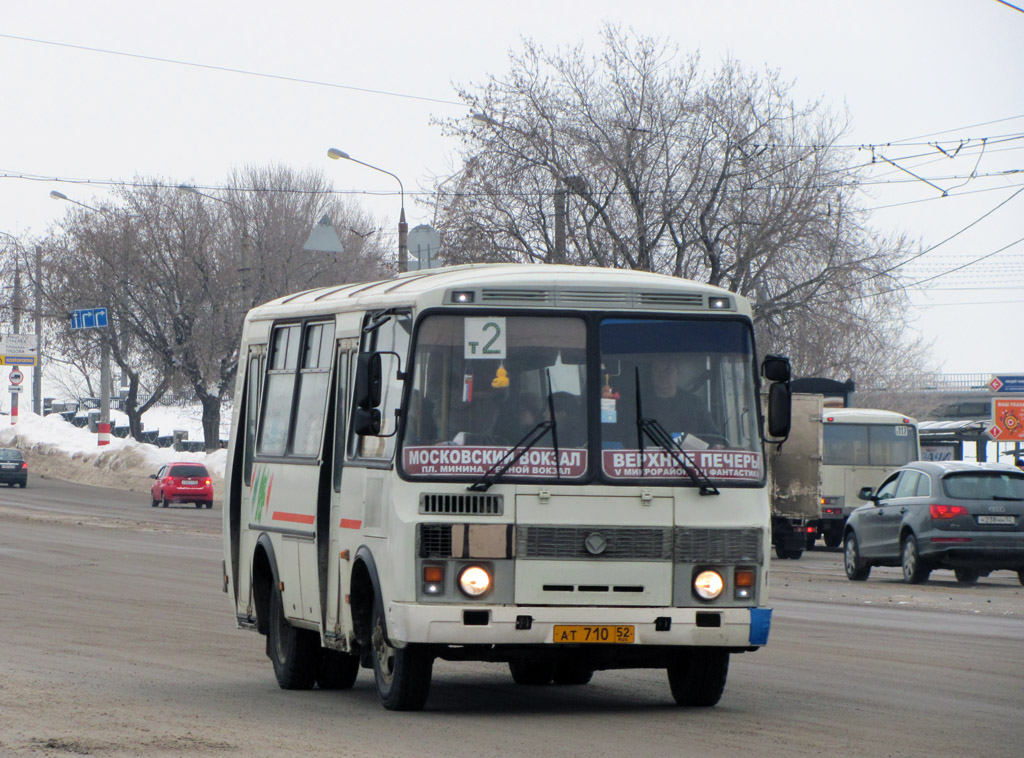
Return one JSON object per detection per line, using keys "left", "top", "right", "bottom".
{"left": 9, "top": 369, "right": 23, "bottom": 385}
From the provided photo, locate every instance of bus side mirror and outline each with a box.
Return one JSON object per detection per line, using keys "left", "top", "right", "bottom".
{"left": 767, "top": 381, "right": 792, "bottom": 438}
{"left": 761, "top": 354, "right": 791, "bottom": 382}
{"left": 355, "top": 352, "right": 383, "bottom": 409}
{"left": 353, "top": 407, "right": 382, "bottom": 436}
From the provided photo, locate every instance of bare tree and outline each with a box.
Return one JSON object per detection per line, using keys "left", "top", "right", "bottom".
{"left": 42, "top": 206, "right": 174, "bottom": 440}
{"left": 41, "top": 165, "right": 391, "bottom": 449}
{"left": 435, "top": 26, "right": 928, "bottom": 385}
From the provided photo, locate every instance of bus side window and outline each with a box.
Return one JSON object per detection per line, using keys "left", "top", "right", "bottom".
{"left": 333, "top": 350, "right": 350, "bottom": 492}
{"left": 290, "top": 322, "right": 335, "bottom": 456}
{"left": 257, "top": 324, "right": 300, "bottom": 456}
{"left": 243, "top": 352, "right": 262, "bottom": 485}
{"left": 356, "top": 311, "right": 412, "bottom": 459}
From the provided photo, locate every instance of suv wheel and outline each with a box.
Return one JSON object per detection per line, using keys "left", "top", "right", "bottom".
{"left": 843, "top": 532, "right": 871, "bottom": 581}
{"left": 901, "top": 534, "right": 931, "bottom": 584}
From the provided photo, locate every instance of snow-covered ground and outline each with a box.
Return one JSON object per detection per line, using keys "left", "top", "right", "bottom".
{"left": 0, "top": 408, "right": 228, "bottom": 498}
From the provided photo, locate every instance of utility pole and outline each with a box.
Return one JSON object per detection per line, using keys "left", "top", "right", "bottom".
{"left": 10, "top": 258, "right": 21, "bottom": 425}
{"left": 33, "top": 244, "right": 42, "bottom": 415}
{"left": 553, "top": 187, "right": 567, "bottom": 263}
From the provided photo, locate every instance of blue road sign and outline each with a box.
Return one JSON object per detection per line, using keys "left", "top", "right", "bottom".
{"left": 70, "top": 307, "right": 108, "bottom": 330}
{"left": 988, "top": 375, "right": 1024, "bottom": 393}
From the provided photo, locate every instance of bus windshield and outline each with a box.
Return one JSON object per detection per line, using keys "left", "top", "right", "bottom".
{"left": 401, "top": 314, "right": 589, "bottom": 480}
{"left": 822, "top": 423, "right": 918, "bottom": 467}
{"left": 598, "top": 317, "right": 761, "bottom": 483}
{"left": 399, "top": 313, "right": 762, "bottom": 485}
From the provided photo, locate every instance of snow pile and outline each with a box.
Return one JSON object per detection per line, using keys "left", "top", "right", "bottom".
{"left": 0, "top": 410, "right": 227, "bottom": 497}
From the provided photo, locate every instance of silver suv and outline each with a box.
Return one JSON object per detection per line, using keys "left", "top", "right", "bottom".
{"left": 843, "top": 461, "right": 1024, "bottom": 585}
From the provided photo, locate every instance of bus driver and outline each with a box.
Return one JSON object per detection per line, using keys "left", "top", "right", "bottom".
{"left": 643, "top": 357, "right": 719, "bottom": 448}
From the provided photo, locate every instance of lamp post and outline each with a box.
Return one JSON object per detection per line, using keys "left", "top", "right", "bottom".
{"left": 327, "top": 148, "right": 408, "bottom": 273}
{"left": 177, "top": 184, "right": 254, "bottom": 308}
{"left": 49, "top": 190, "right": 112, "bottom": 445}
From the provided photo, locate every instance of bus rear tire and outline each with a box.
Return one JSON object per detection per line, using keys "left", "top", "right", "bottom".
{"left": 317, "top": 649, "right": 360, "bottom": 690}
{"left": 371, "top": 599, "right": 432, "bottom": 710}
{"left": 267, "top": 586, "right": 319, "bottom": 690}
{"left": 667, "top": 648, "right": 729, "bottom": 707}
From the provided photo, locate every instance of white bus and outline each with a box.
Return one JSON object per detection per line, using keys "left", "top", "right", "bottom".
{"left": 818, "top": 408, "right": 920, "bottom": 547}
{"left": 222, "top": 263, "right": 792, "bottom": 710}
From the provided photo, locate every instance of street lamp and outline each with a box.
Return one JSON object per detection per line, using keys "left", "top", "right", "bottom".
{"left": 327, "top": 148, "right": 408, "bottom": 273}
{"left": 177, "top": 184, "right": 254, "bottom": 307}
{"left": 50, "top": 190, "right": 113, "bottom": 446}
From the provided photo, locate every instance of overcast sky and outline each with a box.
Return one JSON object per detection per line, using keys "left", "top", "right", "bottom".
{"left": 2, "top": 0, "right": 1022, "bottom": 378}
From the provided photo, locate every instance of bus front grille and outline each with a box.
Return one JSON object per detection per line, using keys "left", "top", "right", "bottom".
{"left": 420, "top": 493, "right": 504, "bottom": 516}
{"left": 516, "top": 526, "right": 673, "bottom": 560}
{"left": 674, "top": 527, "right": 763, "bottom": 563}
{"left": 513, "top": 525, "right": 764, "bottom": 563}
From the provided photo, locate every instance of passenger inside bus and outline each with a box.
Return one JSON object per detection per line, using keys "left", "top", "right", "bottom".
{"left": 603, "top": 356, "right": 722, "bottom": 449}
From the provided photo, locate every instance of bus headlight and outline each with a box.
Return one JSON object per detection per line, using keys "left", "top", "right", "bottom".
{"left": 693, "top": 570, "right": 724, "bottom": 600}
{"left": 458, "top": 565, "right": 492, "bottom": 597}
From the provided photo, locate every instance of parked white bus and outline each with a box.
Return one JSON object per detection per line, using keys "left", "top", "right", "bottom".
{"left": 222, "top": 263, "right": 792, "bottom": 710}
{"left": 818, "top": 408, "right": 920, "bottom": 547}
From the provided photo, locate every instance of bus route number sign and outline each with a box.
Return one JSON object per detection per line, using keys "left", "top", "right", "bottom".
{"left": 464, "top": 317, "right": 506, "bottom": 360}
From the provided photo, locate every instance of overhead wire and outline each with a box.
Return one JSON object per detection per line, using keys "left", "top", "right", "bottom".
{"left": 0, "top": 32, "right": 466, "bottom": 108}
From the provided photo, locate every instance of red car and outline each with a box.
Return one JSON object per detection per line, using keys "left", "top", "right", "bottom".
{"left": 150, "top": 462, "right": 213, "bottom": 508}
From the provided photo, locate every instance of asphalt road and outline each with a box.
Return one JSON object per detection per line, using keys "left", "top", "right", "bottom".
{"left": 1, "top": 474, "right": 1022, "bottom": 757}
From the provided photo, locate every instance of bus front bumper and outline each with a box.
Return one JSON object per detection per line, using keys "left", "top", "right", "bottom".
{"left": 387, "top": 603, "right": 771, "bottom": 649}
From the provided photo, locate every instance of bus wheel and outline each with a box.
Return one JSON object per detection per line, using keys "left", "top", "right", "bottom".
{"left": 266, "top": 585, "right": 319, "bottom": 690}
{"left": 317, "top": 649, "right": 360, "bottom": 690}
{"left": 667, "top": 648, "right": 729, "bottom": 707}
{"left": 370, "top": 600, "right": 432, "bottom": 710}
{"left": 509, "top": 659, "right": 555, "bottom": 685}
{"left": 824, "top": 531, "right": 842, "bottom": 548}
{"left": 553, "top": 660, "right": 593, "bottom": 685}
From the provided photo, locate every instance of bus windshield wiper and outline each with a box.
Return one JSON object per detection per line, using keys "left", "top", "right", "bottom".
{"left": 634, "top": 368, "right": 719, "bottom": 496}
{"left": 468, "top": 370, "right": 561, "bottom": 493}
{"left": 467, "top": 419, "right": 554, "bottom": 492}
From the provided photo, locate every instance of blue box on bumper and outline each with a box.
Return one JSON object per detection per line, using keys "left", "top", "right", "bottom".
{"left": 749, "top": 608, "right": 772, "bottom": 645}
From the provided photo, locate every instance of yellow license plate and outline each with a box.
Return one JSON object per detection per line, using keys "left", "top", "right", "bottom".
{"left": 553, "top": 625, "right": 635, "bottom": 644}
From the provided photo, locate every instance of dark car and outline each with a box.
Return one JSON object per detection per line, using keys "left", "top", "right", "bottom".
{"left": 843, "top": 461, "right": 1024, "bottom": 585}
{"left": 150, "top": 462, "right": 213, "bottom": 508}
{"left": 0, "top": 448, "right": 28, "bottom": 488}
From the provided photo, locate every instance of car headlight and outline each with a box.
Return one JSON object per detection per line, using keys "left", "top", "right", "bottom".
{"left": 693, "top": 570, "right": 724, "bottom": 600}
{"left": 458, "top": 565, "right": 492, "bottom": 597}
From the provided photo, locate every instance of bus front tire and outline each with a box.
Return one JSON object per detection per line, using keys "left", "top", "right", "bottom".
{"left": 667, "top": 648, "right": 729, "bottom": 707}
{"left": 370, "top": 600, "right": 432, "bottom": 710}
{"left": 509, "top": 659, "right": 555, "bottom": 685}
{"left": 267, "top": 586, "right": 319, "bottom": 690}
{"left": 553, "top": 660, "right": 593, "bottom": 685}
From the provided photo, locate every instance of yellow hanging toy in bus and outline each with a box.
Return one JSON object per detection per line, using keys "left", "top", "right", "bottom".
{"left": 491, "top": 364, "right": 510, "bottom": 388}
